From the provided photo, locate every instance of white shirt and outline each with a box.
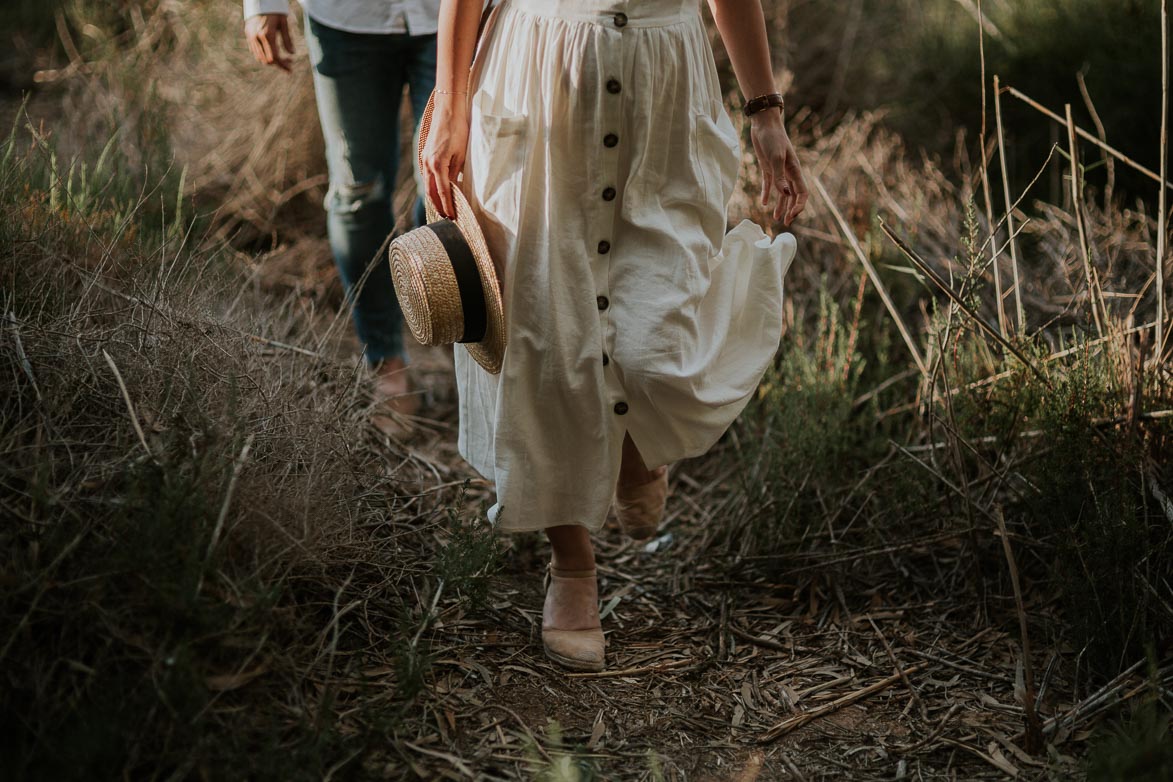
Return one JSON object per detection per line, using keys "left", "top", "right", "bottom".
{"left": 243, "top": 0, "right": 441, "bottom": 35}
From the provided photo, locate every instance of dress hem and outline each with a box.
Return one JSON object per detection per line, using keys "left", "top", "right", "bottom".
{"left": 491, "top": 519, "right": 609, "bottom": 535}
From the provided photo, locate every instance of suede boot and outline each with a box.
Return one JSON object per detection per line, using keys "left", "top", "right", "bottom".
{"left": 542, "top": 565, "right": 605, "bottom": 672}
{"left": 614, "top": 465, "right": 669, "bottom": 541}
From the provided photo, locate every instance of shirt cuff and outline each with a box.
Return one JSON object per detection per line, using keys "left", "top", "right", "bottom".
{"left": 243, "top": 0, "right": 291, "bottom": 19}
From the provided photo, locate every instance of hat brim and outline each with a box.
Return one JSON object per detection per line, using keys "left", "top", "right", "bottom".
{"left": 422, "top": 183, "right": 506, "bottom": 375}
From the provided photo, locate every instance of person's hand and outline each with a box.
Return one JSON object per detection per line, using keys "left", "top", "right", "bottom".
{"left": 245, "top": 14, "right": 294, "bottom": 72}
{"left": 750, "top": 109, "right": 807, "bottom": 227}
{"left": 421, "top": 93, "right": 471, "bottom": 219}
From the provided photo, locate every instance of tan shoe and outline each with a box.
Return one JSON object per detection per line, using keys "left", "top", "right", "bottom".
{"left": 371, "top": 407, "right": 416, "bottom": 440}
{"left": 542, "top": 565, "right": 605, "bottom": 672}
{"left": 370, "top": 359, "right": 421, "bottom": 440}
{"left": 614, "top": 465, "right": 669, "bottom": 541}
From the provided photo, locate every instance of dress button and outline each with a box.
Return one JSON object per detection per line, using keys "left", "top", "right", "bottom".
{"left": 602, "top": 186, "right": 616, "bottom": 201}
{"left": 602, "top": 353, "right": 610, "bottom": 366}
{"left": 597, "top": 295, "right": 609, "bottom": 311}
{"left": 597, "top": 240, "right": 611, "bottom": 254}
{"left": 614, "top": 12, "right": 628, "bottom": 27}
{"left": 614, "top": 401, "right": 629, "bottom": 415}
{"left": 603, "top": 133, "right": 619, "bottom": 148}
{"left": 606, "top": 78, "right": 622, "bottom": 94}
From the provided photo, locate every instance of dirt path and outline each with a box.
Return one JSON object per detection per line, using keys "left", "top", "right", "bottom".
{"left": 344, "top": 347, "right": 1079, "bottom": 781}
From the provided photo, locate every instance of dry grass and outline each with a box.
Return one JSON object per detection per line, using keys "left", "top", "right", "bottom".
{"left": 0, "top": 108, "right": 502, "bottom": 777}
{"left": 2, "top": 0, "right": 1172, "bottom": 779}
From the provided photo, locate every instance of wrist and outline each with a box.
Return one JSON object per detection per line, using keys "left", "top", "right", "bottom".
{"left": 749, "top": 107, "right": 785, "bottom": 130}
{"left": 432, "top": 91, "right": 469, "bottom": 115}
{"left": 243, "top": 0, "right": 289, "bottom": 19}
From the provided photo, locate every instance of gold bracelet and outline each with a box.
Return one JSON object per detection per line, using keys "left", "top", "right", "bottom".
{"left": 435, "top": 88, "right": 468, "bottom": 95}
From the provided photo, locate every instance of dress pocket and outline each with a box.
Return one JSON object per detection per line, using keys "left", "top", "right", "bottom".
{"left": 468, "top": 109, "right": 530, "bottom": 225}
{"left": 692, "top": 109, "right": 741, "bottom": 207}
{"left": 691, "top": 109, "right": 741, "bottom": 251}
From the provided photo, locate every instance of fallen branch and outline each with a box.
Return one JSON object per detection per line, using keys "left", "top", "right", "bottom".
{"left": 728, "top": 623, "right": 789, "bottom": 652}
{"left": 1041, "top": 659, "right": 1173, "bottom": 740}
{"left": 758, "top": 663, "right": 929, "bottom": 742}
{"left": 566, "top": 658, "right": 695, "bottom": 679}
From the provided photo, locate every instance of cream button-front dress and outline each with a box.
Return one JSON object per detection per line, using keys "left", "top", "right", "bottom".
{"left": 455, "top": 0, "right": 797, "bottom": 534}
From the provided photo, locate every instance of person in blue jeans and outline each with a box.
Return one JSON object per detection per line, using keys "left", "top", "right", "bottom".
{"left": 244, "top": 0, "right": 442, "bottom": 437}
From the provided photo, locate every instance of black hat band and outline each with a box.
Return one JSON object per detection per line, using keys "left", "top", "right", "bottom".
{"left": 428, "top": 219, "right": 488, "bottom": 343}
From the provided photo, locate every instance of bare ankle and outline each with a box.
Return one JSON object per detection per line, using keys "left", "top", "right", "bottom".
{"left": 545, "top": 524, "right": 596, "bottom": 571}
{"left": 618, "top": 431, "right": 660, "bottom": 487}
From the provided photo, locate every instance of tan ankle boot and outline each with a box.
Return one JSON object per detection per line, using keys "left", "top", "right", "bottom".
{"left": 614, "top": 466, "right": 669, "bottom": 541}
{"left": 370, "top": 363, "right": 421, "bottom": 441}
{"left": 542, "top": 565, "right": 605, "bottom": 672}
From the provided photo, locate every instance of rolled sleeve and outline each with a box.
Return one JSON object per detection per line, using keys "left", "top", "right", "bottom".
{"left": 243, "top": 0, "right": 291, "bottom": 19}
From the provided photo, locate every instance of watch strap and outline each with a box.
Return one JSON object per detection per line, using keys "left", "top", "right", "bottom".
{"left": 743, "top": 93, "right": 785, "bottom": 118}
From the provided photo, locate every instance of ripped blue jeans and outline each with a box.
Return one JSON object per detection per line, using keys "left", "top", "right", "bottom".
{"left": 305, "top": 15, "right": 436, "bottom": 365}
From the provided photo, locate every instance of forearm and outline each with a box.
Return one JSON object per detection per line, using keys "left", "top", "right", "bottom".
{"left": 706, "top": 0, "right": 776, "bottom": 102}
{"left": 436, "top": 0, "right": 486, "bottom": 93}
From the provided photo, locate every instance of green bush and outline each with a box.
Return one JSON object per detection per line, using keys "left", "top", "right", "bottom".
{"left": 732, "top": 284, "right": 928, "bottom": 563}
{"left": 736, "top": 210, "right": 1171, "bottom": 678}
{"left": 1013, "top": 361, "right": 1170, "bottom": 676}
{"left": 1086, "top": 696, "right": 1173, "bottom": 782}
{"left": 922, "top": 0, "right": 1162, "bottom": 200}
{"left": 782, "top": 0, "right": 1166, "bottom": 201}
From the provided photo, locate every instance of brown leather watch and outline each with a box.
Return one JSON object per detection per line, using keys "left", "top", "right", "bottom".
{"left": 743, "top": 92, "right": 785, "bottom": 118}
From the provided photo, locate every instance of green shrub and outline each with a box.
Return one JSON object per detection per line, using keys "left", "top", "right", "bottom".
{"left": 922, "top": 0, "right": 1162, "bottom": 200}
{"left": 1086, "top": 696, "right": 1173, "bottom": 782}
{"left": 733, "top": 284, "right": 897, "bottom": 560}
{"left": 436, "top": 489, "right": 502, "bottom": 612}
{"left": 1015, "top": 363, "right": 1170, "bottom": 676}
{"left": 735, "top": 195, "right": 1170, "bottom": 678}
{"left": 779, "top": 0, "right": 1165, "bottom": 201}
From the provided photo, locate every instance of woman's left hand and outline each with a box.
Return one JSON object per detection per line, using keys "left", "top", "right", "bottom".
{"left": 750, "top": 109, "right": 807, "bottom": 227}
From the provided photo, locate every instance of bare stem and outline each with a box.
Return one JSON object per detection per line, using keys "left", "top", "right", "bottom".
{"left": 1158, "top": 0, "right": 1169, "bottom": 359}
{"left": 1005, "top": 84, "right": 1173, "bottom": 191}
{"left": 1065, "top": 103, "right": 1104, "bottom": 340}
{"left": 102, "top": 349, "right": 153, "bottom": 459}
{"left": 976, "top": 0, "right": 1006, "bottom": 338}
{"left": 812, "top": 176, "right": 929, "bottom": 378}
{"left": 994, "top": 75, "right": 1024, "bottom": 334}
{"left": 996, "top": 506, "right": 1043, "bottom": 753}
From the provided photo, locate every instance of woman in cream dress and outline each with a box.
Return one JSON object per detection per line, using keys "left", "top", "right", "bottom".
{"left": 424, "top": 0, "right": 806, "bottom": 671}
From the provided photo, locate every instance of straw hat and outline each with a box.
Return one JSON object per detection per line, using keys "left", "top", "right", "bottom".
{"left": 389, "top": 92, "right": 506, "bottom": 374}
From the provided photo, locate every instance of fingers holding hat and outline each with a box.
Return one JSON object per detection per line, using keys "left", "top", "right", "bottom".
{"left": 427, "top": 152, "right": 465, "bottom": 220}
{"left": 424, "top": 152, "right": 455, "bottom": 220}
{"left": 422, "top": 94, "right": 471, "bottom": 221}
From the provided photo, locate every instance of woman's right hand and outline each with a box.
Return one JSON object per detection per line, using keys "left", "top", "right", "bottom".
{"left": 422, "top": 92, "right": 471, "bottom": 219}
